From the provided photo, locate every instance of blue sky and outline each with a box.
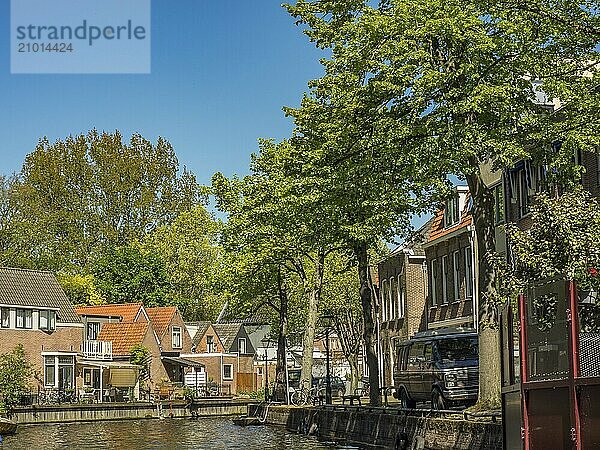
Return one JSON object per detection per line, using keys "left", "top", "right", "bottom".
{"left": 0, "top": 0, "right": 324, "bottom": 184}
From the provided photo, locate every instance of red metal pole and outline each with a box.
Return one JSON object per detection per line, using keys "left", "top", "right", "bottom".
{"left": 568, "top": 280, "right": 582, "bottom": 450}
{"left": 518, "top": 293, "right": 530, "bottom": 450}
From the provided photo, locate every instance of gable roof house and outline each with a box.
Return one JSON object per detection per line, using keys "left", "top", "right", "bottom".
{"left": 423, "top": 187, "right": 478, "bottom": 331}
{"left": 0, "top": 267, "right": 83, "bottom": 392}
{"left": 76, "top": 303, "right": 202, "bottom": 400}
{"left": 186, "top": 322, "right": 241, "bottom": 395}
{"left": 377, "top": 219, "right": 432, "bottom": 385}
{"left": 145, "top": 307, "right": 201, "bottom": 384}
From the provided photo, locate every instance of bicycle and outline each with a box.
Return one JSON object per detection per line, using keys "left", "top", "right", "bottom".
{"left": 290, "top": 382, "right": 325, "bottom": 406}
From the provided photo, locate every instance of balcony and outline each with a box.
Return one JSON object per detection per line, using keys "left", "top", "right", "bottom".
{"left": 81, "top": 340, "right": 113, "bottom": 360}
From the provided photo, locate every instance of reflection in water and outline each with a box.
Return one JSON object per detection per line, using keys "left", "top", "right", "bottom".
{"left": 3, "top": 417, "right": 352, "bottom": 449}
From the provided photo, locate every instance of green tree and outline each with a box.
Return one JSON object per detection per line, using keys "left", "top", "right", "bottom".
{"left": 92, "top": 244, "right": 170, "bottom": 307}
{"left": 142, "top": 206, "right": 223, "bottom": 320}
{"left": 7, "top": 130, "right": 202, "bottom": 271}
{"left": 286, "top": 0, "right": 600, "bottom": 407}
{"left": 0, "top": 344, "right": 32, "bottom": 413}
{"left": 57, "top": 272, "right": 104, "bottom": 306}
{"left": 508, "top": 188, "right": 600, "bottom": 315}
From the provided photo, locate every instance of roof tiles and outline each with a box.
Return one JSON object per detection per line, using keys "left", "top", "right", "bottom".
{"left": 0, "top": 267, "right": 80, "bottom": 323}
{"left": 145, "top": 306, "right": 177, "bottom": 338}
{"left": 75, "top": 303, "right": 144, "bottom": 322}
{"left": 97, "top": 322, "right": 149, "bottom": 356}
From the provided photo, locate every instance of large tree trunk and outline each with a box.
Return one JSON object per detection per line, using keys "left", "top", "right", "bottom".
{"left": 274, "top": 266, "right": 289, "bottom": 403}
{"left": 355, "top": 241, "right": 381, "bottom": 406}
{"left": 348, "top": 353, "right": 360, "bottom": 393}
{"left": 466, "top": 163, "right": 502, "bottom": 409}
{"left": 300, "top": 251, "right": 325, "bottom": 390}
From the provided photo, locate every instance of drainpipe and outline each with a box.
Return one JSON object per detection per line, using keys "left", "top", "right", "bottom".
{"left": 468, "top": 225, "right": 479, "bottom": 331}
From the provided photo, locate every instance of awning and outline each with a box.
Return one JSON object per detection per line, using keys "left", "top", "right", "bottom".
{"left": 77, "top": 360, "right": 141, "bottom": 370}
{"left": 161, "top": 356, "right": 204, "bottom": 368}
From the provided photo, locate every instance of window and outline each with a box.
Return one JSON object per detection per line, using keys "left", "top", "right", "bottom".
{"left": 441, "top": 255, "right": 449, "bottom": 304}
{"left": 453, "top": 251, "right": 460, "bottom": 301}
{"left": 44, "top": 356, "right": 55, "bottom": 386}
{"left": 430, "top": 260, "right": 437, "bottom": 306}
{"left": 380, "top": 279, "right": 388, "bottom": 321}
{"left": 465, "top": 248, "right": 473, "bottom": 298}
{"left": 238, "top": 338, "right": 246, "bottom": 354}
{"left": 494, "top": 184, "right": 505, "bottom": 224}
{"left": 206, "top": 335, "right": 215, "bottom": 353}
{"left": 16, "top": 309, "right": 32, "bottom": 329}
{"left": 172, "top": 326, "right": 182, "bottom": 349}
{"left": 86, "top": 321, "right": 100, "bottom": 340}
{"left": 39, "top": 310, "right": 56, "bottom": 331}
{"left": 518, "top": 169, "right": 531, "bottom": 218}
{"left": 389, "top": 277, "right": 396, "bottom": 320}
{"left": 1, "top": 308, "right": 9, "bottom": 328}
{"left": 444, "top": 196, "right": 460, "bottom": 228}
{"left": 58, "top": 355, "right": 75, "bottom": 389}
{"left": 397, "top": 275, "right": 405, "bottom": 319}
{"left": 223, "top": 363, "right": 233, "bottom": 380}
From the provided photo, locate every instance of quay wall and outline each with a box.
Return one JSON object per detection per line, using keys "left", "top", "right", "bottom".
{"left": 11, "top": 399, "right": 248, "bottom": 424}
{"left": 250, "top": 405, "right": 502, "bottom": 450}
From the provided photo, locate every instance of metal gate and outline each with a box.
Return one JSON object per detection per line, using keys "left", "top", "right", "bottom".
{"left": 501, "top": 279, "right": 600, "bottom": 450}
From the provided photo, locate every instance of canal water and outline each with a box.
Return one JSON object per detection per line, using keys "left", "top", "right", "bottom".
{"left": 1, "top": 417, "right": 354, "bottom": 449}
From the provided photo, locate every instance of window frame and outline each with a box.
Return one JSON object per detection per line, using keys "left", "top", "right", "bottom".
{"left": 16, "top": 308, "right": 32, "bottom": 329}
{"left": 453, "top": 251, "right": 461, "bottom": 301}
{"left": 1, "top": 307, "right": 10, "bottom": 329}
{"left": 39, "top": 310, "right": 56, "bottom": 331}
{"left": 397, "top": 274, "right": 405, "bottom": 319}
{"left": 172, "top": 326, "right": 182, "bottom": 349}
{"left": 494, "top": 184, "right": 505, "bottom": 224}
{"left": 465, "top": 247, "right": 473, "bottom": 299}
{"left": 223, "top": 363, "right": 234, "bottom": 381}
{"left": 86, "top": 321, "right": 101, "bottom": 340}
{"left": 430, "top": 259, "right": 437, "bottom": 306}
{"left": 444, "top": 196, "right": 460, "bottom": 228}
{"left": 238, "top": 337, "right": 247, "bottom": 354}
{"left": 441, "top": 255, "right": 449, "bottom": 304}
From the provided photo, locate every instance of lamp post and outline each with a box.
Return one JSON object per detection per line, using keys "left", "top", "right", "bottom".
{"left": 261, "top": 337, "right": 271, "bottom": 402}
{"left": 321, "top": 314, "right": 334, "bottom": 405}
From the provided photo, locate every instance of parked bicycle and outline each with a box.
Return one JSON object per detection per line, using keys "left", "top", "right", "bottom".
{"left": 290, "top": 381, "right": 325, "bottom": 406}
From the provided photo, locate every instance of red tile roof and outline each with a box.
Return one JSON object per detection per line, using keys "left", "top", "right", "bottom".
{"left": 75, "top": 303, "right": 144, "bottom": 322}
{"left": 97, "top": 322, "right": 149, "bottom": 356}
{"left": 427, "top": 193, "right": 472, "bottom": 243}
{"left": 145, "top": 306, "right": 177, "bottom": 337}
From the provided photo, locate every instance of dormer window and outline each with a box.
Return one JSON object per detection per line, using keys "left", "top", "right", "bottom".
{"left": 1, "top": 308, "right": 9, "bottom": 328}
{"left": 172, "top": 326, "right": 182, "bottom": 349}
{"left": 444, "top": 196, "right": 460, "bottom": 228}
{"left": 39, "top": 310, "right": 56, "bottom": 331}
{"left": 16, "top": 308, "right": 32, "bottom": 329}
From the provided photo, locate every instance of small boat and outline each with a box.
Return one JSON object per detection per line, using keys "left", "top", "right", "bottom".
{"left": 232, "top": 415, "right": 261, "bottom": 426}
{"left": 0, "top": 417, "right": 17, "bottom": 436}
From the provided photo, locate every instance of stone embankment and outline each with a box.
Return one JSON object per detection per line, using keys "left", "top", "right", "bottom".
{"left": 11, "top": 398, "right": 249, "bottom": 424}
{"left": 249, "top": 404, "right": 502, "bottom": 450}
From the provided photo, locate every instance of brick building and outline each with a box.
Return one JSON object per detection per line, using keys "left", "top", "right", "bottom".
{"left": 187, "top": 321, "right": 239, "bottom": 394}
{"left": 423, "top": 186, "right": 478, "bottom": 331}
{"left": 0, "top": 267, "right": 83, "bottom": 392}
{"left": 76, "top": 303, "right": 202, "bottom": 400}
{"left": 377, "top": 221, "right": 431, "bottom": 385}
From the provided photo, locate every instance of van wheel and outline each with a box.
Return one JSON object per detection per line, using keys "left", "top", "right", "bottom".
{"left": 431, "top": 389, "right": 446, "bottom": 410}
{"left": 399, "top": 388, "right": 416, "bottom": 409}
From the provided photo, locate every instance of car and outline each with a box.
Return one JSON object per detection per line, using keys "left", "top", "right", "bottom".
{"left": 393, "top": 327, "right": 478, "bottom": 410}
{"left": 313, "top": 375, "right": 346, "bottom": 397}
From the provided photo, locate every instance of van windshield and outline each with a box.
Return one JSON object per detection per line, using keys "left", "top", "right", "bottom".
{"left": 437, "top": 337, "right": 478, "bottom": 361}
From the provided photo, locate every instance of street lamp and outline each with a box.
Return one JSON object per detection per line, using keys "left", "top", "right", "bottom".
{"left": 261, "top": 337, "right": 272, "bottom": 402}
{"left": 321, "top": 314, "right": 335, "bottom": 405}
